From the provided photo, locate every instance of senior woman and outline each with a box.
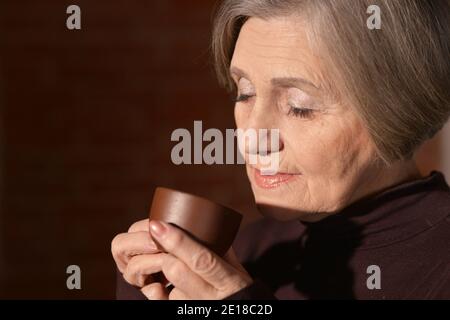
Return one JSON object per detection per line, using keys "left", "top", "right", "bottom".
{"left": 112, "top": 0, "right": 450, "bottom": 300}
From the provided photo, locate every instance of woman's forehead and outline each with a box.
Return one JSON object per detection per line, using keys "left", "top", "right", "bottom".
{"left": 231, "top": 17, "right": 323, "bottom": 88}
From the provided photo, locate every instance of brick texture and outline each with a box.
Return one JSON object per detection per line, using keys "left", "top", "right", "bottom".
{"left": 0, "top": 0, "right": 257, "bottom": 299}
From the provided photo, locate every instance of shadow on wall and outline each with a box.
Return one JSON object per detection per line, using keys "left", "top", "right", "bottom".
{"left": 439, "top": 120, "right": 450, "bottom": 183}
{"left": 416, "top": 127, "right": 446, "bottom": 178}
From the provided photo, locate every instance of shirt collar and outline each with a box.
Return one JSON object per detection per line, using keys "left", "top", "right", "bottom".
{"left": 301, "top": 171, "right": 450, "bottom": 249}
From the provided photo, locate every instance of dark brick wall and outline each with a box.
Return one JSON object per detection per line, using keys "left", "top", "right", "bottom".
{"left": 0, "top": 0, "right": 257, "bottom": 299}
{"left": 0, "top": 0, "right": 442, "bottom": 299}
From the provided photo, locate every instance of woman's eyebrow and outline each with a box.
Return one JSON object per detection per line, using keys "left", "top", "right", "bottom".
{"left": 271, "top": 77, "right": 320, "bottom": 91}
{"left": 229, "top": 66, "right": 250, "bottom": 79}
{"left": 230, "top": 66, "right": 320, "bottom": 91}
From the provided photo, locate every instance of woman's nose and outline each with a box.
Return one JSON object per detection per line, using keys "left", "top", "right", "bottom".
{"left": 244, "top": 108, "right": 284, "bottom": 155}
{"left": 245, "top": 128, "right": 283, "bottom": 155}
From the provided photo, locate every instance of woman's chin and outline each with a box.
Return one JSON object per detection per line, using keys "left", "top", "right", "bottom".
{"left": 255, "top": 201, "right": 333, "bottom": 222}
{"left": 255, "top": 202, "right": 310, "bottom": 222}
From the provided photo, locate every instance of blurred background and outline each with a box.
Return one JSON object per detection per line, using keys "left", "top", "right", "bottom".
{"left": 0, "top": 0, "right": 448, "bottom": 299}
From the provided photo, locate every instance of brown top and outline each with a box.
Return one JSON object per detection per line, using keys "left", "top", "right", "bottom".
{"left": 116, "top": 171, "right": 450, "bottom": 300}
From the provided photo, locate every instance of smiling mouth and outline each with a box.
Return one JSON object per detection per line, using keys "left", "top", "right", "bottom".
{"left": 250, "top": 166, "right": 301, "bottom": 189}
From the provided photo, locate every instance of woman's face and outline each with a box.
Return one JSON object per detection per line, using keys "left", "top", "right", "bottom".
{"left": 231, "top": 17, "right": 381, "bottom": 221}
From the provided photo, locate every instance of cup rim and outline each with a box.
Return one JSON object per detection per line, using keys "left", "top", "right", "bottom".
{"left": 154, "top": 186, "right": 243, "bottom": 218}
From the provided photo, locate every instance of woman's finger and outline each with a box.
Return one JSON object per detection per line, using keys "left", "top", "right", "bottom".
{"left": 169, "top": 287, "right": 189, "bottom": 300}
{"left": 127, "top": 219, "right": 150, "bottom": 233}
{"left": 141, "top": 282, "right": 168, "bottom": 300}
{"left": 223, "top": 247, "right": 247, "bottom": 273}
{"left": 123, "top": 253, "right": 166, "bottom": 287}
{"left": 111, "top": 231, "right": 159, "bottom": 273}
{"left": 161, "top": 253, "right": 216, "bottom": 299}
{"left": 149, "top": 220, "right": 235, "bottom": 290}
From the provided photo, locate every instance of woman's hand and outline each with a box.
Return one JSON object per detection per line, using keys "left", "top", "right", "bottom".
{"left": 111, "top": 219, "right": 253, "bottom": 300}
{"left": 111, "top": 219, "right": 160, "bottom": 274}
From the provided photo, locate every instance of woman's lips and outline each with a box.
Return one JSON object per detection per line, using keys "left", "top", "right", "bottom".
{"left": 251, "top": 166, "right": 300, "bottom": 189}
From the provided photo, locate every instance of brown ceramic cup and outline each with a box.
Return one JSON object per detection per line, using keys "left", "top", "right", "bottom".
{"left": 149, "top": 187, "right": 243, "bottom": 257}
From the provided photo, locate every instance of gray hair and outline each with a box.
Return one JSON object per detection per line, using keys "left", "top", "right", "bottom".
{"left": 211, "top": 0, "right": 450, "bottom": 164}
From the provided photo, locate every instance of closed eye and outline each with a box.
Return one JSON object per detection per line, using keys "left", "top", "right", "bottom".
{"left": 235, "top": 94, "right": 254, "bottom": 103}
{"left": 287, "top": 106, "right": 315, "bottom": 118}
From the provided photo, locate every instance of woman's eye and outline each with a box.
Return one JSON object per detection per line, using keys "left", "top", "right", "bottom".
{"left": 285, "top": 88, "right": 316, "bottom": 119}
{"left": 287, "top": 105, "right": 314, "bottom": 118}
{"left": 235, "top": 94, "right": 254, "bottom": 103}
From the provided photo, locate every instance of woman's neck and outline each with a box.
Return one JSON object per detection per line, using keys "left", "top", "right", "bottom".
{"left": 369, "top": 159, "right": 422, "bottom": 196}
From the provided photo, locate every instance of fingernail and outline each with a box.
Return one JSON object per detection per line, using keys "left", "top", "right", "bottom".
{"left": 149, "top": 220, "right": 167, "bottom": 238}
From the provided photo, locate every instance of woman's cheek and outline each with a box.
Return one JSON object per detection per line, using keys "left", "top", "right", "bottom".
{"left": 234, "top": 104, "right": 250, "bottom": 129}
{"left": 287, "top": 125, "right": 333, "bottom": 175}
